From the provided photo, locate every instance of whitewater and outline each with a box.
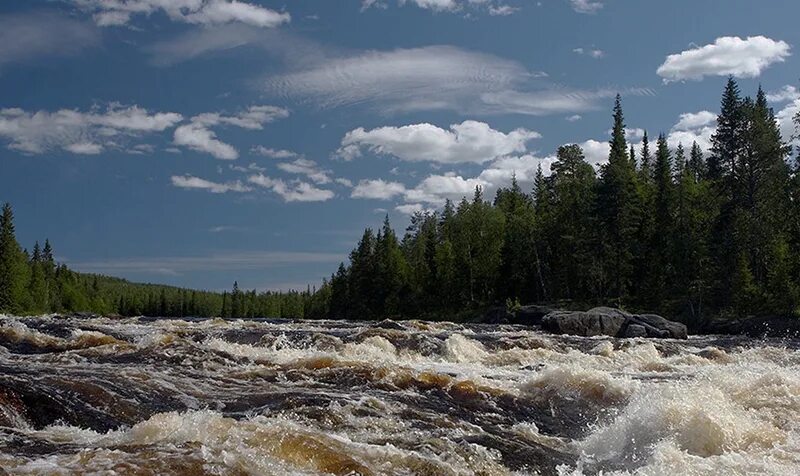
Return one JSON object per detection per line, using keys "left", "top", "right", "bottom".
{"left": 0, "top": 315, "right": 798, "bottom": 475}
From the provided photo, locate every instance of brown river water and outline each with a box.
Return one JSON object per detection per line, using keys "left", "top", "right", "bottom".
{"left": 0, "top": 315, "right": 798, "bottom": 475}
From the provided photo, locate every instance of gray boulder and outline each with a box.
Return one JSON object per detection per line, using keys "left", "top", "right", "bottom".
{"left": 624, "top": 324, "right": 648, "bottom": 338}
{"left": 542, "top": 308, "right": 627, "bottom": 337}
{"left": 541, "top": 307, "right": 687, "bottom": 339}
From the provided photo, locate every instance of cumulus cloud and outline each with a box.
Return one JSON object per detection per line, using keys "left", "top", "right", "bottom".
{"left": 248, "top": 174, "right": 334, "bottom": 202}
{"left": 0, "top": 10, "right": 100, "bottom": 71}
{"left": 337, "top": 120, "right": 539, "bottom": 164}
{"left": 251, "top": 146, "right": 298, "bottom": 159}
{"left": 767, "top": 85, "right": 800, "bottom": 103}
{"left": 0, "top": 105, "right": 182, "bottom": 154}
{"left": 69, "top": 0, "right": 290, "bottom": 28}
{"left": 173, "top": 105, "right": 289, "bottom": 159}
{"left": 173, "top": 122, "right": 238, "bottom": 160}
{"left": 276, "top": 158, "right": 332, "bottom": 184}
{"left": 568, "top": 0, "right": 603, "bottom": 14}
{"left": 171, "top": 175, "right": 252, "bottom": 193}
{"left": 351, "top": 179, "right": 407, "bottom": 200}
{"left": 657, "top": 36, "right": 791, "bottom": 82}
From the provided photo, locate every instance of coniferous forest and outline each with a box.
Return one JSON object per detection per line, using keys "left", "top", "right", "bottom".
{"left": 321, "top": 79, "right": 800, "bottom": 325}
{"left": 1, "top": 79, "right": 799, "bottom": 326}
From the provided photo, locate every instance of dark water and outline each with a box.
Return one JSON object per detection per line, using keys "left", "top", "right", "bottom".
{"left": 0, "top": 315, "right": 798, "bottom": 475}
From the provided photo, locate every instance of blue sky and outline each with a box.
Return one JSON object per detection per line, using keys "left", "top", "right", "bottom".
{"left": 1, "top": 0, "right": 799, "bottom": 291}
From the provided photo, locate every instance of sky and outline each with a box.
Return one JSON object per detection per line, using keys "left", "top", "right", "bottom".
{"left": 1, "top": 0, "right": 799, "bottom": 292}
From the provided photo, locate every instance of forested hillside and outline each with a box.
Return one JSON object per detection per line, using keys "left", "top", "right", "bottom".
{"left": 318, "top": 79, "right": 800, "bottom": 325}
{"left": 0, "top": 204, "right": 322, "bottom": 318}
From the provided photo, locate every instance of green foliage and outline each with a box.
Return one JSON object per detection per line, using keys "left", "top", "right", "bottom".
{"left": 321, "top": 81, "right": 800, "bottom": 322}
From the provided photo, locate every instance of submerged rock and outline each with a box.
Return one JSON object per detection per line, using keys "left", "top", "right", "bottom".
{"left": 542, "top": 307, "right": 687, "bottom": 339}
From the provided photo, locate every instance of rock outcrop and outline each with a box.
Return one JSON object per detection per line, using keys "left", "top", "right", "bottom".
{"left": 542, "top": 306, "right": 687, "bottom": 339}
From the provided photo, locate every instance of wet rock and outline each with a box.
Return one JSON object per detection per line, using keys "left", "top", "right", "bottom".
{"left": 542, "top": 307, "right": 687, "bottom": 339}
{"left": 624, "top": 324, "right": 647, "bottom": 338}
{"left": 703, "top": 315, "right": 800, "bottom": 338}
{"left": 635, "top": 314, "right": 687, "bottom": 339}
{"left": 542, "top": 308, "right": 627, "bottom": 337}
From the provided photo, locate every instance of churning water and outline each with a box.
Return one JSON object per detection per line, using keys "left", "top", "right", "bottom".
{"left": 0, "top": 315, "right": 798, "bottom": 475}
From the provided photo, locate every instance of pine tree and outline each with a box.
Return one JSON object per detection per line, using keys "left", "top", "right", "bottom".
{"left": 0, "top": 203, "right": 30, "bottom": 313}
{"left": 596, "top": 95, "right": 641, "bottom": 304}
{"left": 688, "top": 141, "right": 706, "bottom": 182}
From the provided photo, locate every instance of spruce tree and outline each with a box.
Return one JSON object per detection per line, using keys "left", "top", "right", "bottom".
{"left": 596, "top": 95, "right": 641, "bottom": 304}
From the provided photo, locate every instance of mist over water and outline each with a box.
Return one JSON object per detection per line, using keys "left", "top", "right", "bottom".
{"left": 0, "top": 315, "right": 798, "bottom": 475}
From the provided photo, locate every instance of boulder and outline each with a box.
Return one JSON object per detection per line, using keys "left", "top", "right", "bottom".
{"left": 635, "top": 314, "right": 688, "bottom": 339}
{"left": 624, "top": 324, "right": 647, "bottom": 338}
{"left": 542, "top": 307, "right": 687, "bottom": 339}
{"left": 542, "top": 308, "right": 627, "bottom": 337}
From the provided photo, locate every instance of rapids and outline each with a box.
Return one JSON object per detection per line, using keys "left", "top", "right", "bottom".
{"left": 0, "top": 315, "right": 798, "bottom": 475}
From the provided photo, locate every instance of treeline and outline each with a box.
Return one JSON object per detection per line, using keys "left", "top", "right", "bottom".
{"left": 317, "top": 79, "right": 800, "bottom": 324}
{"left": 0, "top": 203, "right": 316, "bottom": 318}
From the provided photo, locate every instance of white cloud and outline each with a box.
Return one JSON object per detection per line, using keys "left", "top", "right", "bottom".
{"left": 69, "top": 0, "right": 291, "bottom": 28}
{"left": 173, "top": 106, "right": 289, "bottom": 159}
{"left": 775, "top": 99, "right": 800, "bottom": 147}
{"left": 767, "top": 85, "right": 800, "bottom": 103}
{"left": 566, "top": 114, "right": 582, "bottom": 122}
{"left": 576, "top": 139, "right": 610, "bottom": 166}
{"left": 264, "top": 45, "right": 586, "bottom": 115}
{"left": 362, "top": 0, "right": 519, "bottom": 15}
{"left": 351, "top": 179, "right": 407, "bottom": 200}
{"left": 248, "top": 174, "right": 334, "bottom": 202}
{"left": 338, "top": 120, "right": 539, "bottom": 164}
{"left": 276, "top": 158, "right": 332, "bottom": 184}
{"left": 573, "top": 47, "right": 604, "bottom": 58}
{"left": 173, "top": 122, "right": 238, "bottom": 160}
{"left": 672, "top": 110, "right": 716, "bottom": 131}
{"left": 0, "top": 11, "right": 100, "bottom": 70}
{"left": 479, "top": 87, "right": 655, "bottom": 116}
{"left": 0, "top": 105, "right": 182, "bottom": 154}
{"left": 668, "top": 110, "right": 717, "bottom": 151}
{"left": 568, "top": 0, "right": 603, "bottom": 14}
{"left": 251, "top": 146, "right": 298, "bottom": 159}
{"left": 657, "top": 36, "right": 791, "bottom": 82}
{"left": 64, "top": 142, "right": 103, "bottom": 155}
{"left": 404, "top": 173, "right": 488, "bottom": 204}
{"left": 171, "top": 175, "right": 252, "bottom": 193}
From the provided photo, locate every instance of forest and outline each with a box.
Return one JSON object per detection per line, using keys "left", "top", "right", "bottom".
{"left": 320, "top": 78, "right": 800, "bottom": 325}
{"left": 1, "top": 78, "right": 799, "bottom": 325}
{"left": 0, "top": 207, "right": 319, "bottom": 319}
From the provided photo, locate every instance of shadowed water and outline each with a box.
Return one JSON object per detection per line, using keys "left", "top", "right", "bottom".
{"left": 0, "top": 315, "right": 798, "bottom": 475}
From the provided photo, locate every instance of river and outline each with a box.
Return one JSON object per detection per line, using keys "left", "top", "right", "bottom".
{"left": 0, "top": 315, "right": 798, "bottom": 475}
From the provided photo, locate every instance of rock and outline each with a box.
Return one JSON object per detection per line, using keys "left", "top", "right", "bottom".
{"left": 703, "top": 315, "right": 800, "bottom": 338}
{"left": 542, "top": 307, "right": 688, "bottom": 339}
{"left": 542, "top": 309, "right": 627, "bottom": 337}
{"left": 624, "top": 324, "right": 647, "bottom": 338}
{"left": 635, "top": 314, "right": 688, "bottom": 339}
